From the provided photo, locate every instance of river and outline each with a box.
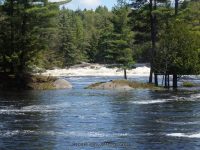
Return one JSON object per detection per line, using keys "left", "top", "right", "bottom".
{"left": 0, "top": 75, "right": 200, "bottom": 150}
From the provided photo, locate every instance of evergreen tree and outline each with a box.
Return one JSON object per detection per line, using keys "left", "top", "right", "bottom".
{"left": 111, "top": 0, "right": 134, "bottom": 79}
{"left": 58, "top": 9, "right": 77, "bottom": 66}
{"left": 98, "top": 23, "right": 115, "bottom": 63}
{"left": 97, "top": 1, "right": 133, "bottom": 79}
{"left": 0, "top": 0, "right": 61, "bottom": 75}
{"left": 130, "top": 0, "right": 168, "bottom": 83}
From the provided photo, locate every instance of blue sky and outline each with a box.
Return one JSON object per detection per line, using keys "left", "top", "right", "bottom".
{"left": 64, "top": 0, "right": 118, "bottom": 10}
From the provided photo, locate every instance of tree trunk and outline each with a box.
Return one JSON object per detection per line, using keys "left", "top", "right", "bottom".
{"left": 167, "top": 74, "right": 170, "bottom": 88}
{"left": 149, "top": 67, "right": 153, "bottom": 83}
{"left": 3, "top": 55, "right": 6, "bottom": 73}
{"left": 18, "top": 0, "right": 28, "bottom": 75}
{"left": 164, "top": 74, "right": 167, "bottom": 88}
{"left": 173, "top": 0, "right": 178, "bottom": 89}
{"left": 164, "top": 74, "right": 170, "bottom": 88}
{"left": 173, "top": 74, "right": 177, "bottom": 89}
{"left": 124, "top": 68, "right": 127, "bottom": 80}
{"left": 10, "top": 0, "right": 14, "bottom": 74}
{"left": 149, "top": 0, "right": 153, "bottom": 83}
{"left": 175, "top": 0, "right": 179, "bottom": 15}
{"left": 149, "top": 0, "right": 157, "bottom": 83}
{"left": 154, "top": 73, "right": 158, "bottom": 86}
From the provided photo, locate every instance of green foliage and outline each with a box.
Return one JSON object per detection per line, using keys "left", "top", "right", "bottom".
{"left": 154, "top": 1, "right": 200, "bottom": 75}
{"left": 155, "top": 21, "right": 200, "bottom": 74}
{"left": 0, "top": 0, "right": 61, "bottom": 74}
{"left": 129, "top": 0, "right": 200, "bottom": 77}
{"left": 96, "top": 3, "right": 134, "bottom": 68}
{"left": 129, "top": 5, "right": 151, "bottom": 62}
{"left": 183, "top": 82, "right": 195, "bottom": 87}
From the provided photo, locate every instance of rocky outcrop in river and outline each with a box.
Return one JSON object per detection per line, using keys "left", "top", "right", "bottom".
{"left": 86, "top": 80, "right": 159, "bottom": 90}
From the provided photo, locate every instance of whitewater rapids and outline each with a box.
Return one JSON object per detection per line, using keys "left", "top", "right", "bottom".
{"left": 41, "top": 63, "right": 150, "bottom": 77}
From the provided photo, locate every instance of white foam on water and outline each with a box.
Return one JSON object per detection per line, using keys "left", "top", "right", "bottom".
{"left": 44, "top": 131, "right": 154, "bottom": 138}
{"left": 78, "top": 115, "right": 85, "bottom": 119}
{"left": 44, "top": 131, "right": 130, "bottom": 138}
{"left": 130, "top": 95, "right": 200, "bottom": 105}
{"left": 0, "top": 130, "right": 35, "bottom": 137}
{"left": 1, "top": 130, "right": 20, "bottom": 137}
{"left": 190, "top": 94, "right": 200, "bottom": 99}
{"left": 99, "top": 112, "right": 111, "bottom": 117}
{"left": 41, "top": 65, "right": 150, "bottom": 77}
{"left": 0, "top": 130, "right": 153, "bottom": 138}
{"left": 0, "top": 109, "right": 56, "bottom": 114}
{"left": 0, "top": 102, "right": 70, "bottom": 114}
{"left": 22, "top": 102, "right": 70, "bottom": 110}
{"left": 131, "top": 99, "right": 174, "bottom": 105}
{"left": 167, "top": 132, "right": 200, "bottom": 138}
{"left": 157, "top": 120, "right": 200, "bottom": 125}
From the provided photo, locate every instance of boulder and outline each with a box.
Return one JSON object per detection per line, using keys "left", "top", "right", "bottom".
{"left": 53, "top": 79, "right": 72, "bottom": 89}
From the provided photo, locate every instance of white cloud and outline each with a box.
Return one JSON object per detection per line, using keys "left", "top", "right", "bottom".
{"left": 49, "top": 0, "right": 63, "bottom": 2}
{"left": 63, "top": 0, "right": 102, "bottom": 10}
{"left": 80, "top": 0, "right": 101, "bottom": 7}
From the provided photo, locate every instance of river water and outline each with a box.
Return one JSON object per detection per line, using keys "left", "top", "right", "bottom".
{"left": 0, "top": 75, "right": 200, "bottom": 150}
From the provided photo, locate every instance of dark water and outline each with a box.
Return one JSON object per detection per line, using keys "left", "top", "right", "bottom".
{"left": 1, "top": 76, "right": 200, "bottom": 150}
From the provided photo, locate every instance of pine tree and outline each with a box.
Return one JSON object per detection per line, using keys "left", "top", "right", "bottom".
{"left": 130, "top": 0, "right": 168, "bottom": 83}
{"left": 0, "top": 0, "right": 61, "bottom": 75}
{"left": 59, "top": 9, "right": 77, "bottom": 66}
{"left": 111, "top": 0, "right": 134, "bottom": 79}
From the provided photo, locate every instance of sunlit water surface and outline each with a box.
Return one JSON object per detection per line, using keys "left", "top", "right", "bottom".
{"left": 1, "top": 76, "right": 200, "bottom": 150}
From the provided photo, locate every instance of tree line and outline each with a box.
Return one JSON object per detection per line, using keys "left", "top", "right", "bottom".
{"left": 0, "top": 0, "right": 199, "bottom": 84}
{"left": 131, "top": 0, "right": 200, "bottom": 86}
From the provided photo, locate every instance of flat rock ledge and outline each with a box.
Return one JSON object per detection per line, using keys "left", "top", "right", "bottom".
{"left": 86, "top": 80, "right": 159, "bottom": 90}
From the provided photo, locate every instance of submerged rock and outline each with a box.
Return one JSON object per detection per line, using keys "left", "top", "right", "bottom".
{"left": 53, "top": 79, "right": 72, "bottom": 89}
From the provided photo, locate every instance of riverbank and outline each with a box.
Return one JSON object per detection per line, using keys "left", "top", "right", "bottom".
{"left": 0, "top": 74, "right": 72, "bottom": 90}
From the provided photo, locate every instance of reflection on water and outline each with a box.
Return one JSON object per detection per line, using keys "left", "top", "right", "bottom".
{"left": 0, "top": 76, "right": 200, "bottom": 149}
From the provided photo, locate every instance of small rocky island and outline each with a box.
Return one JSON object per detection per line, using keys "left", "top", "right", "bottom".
{"left": 86, "top": 80, "right": 160, "bottom": 90}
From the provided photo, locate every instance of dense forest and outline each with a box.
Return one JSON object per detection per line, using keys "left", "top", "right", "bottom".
{"left": 0, "top": 0, "right": 199, "bottom": 84}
